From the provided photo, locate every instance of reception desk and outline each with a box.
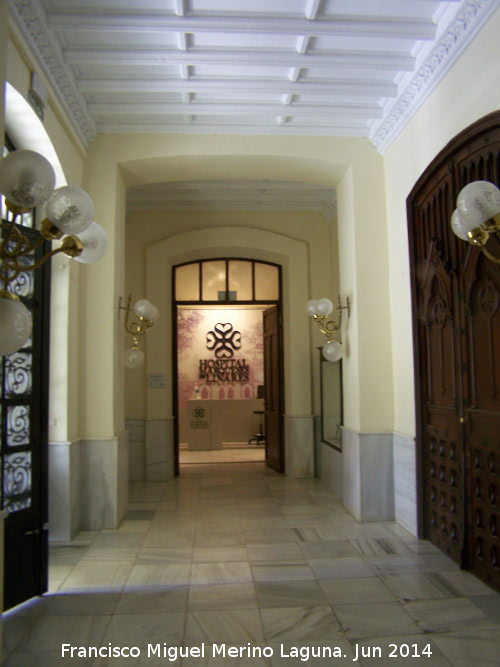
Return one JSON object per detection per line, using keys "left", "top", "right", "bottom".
{"left": 187, "top": 399, "right": 264, "bottom": 450}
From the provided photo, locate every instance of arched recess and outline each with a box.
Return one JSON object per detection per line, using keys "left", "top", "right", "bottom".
{"left": 136, "top": 226, "right": 314, "bottom": 481}
{"left": 408, "top": 110, "right": 500, "bottom": 592}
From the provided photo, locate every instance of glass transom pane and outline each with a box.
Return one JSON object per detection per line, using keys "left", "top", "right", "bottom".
{"left": 228, "top": 260, "right": 252, "bottom": 301}
{"left": 202, "top": 260, "right": 226, "bottom": 301}
{"left": 255, "top": 263, "right": 279, "bottom": 301}
{"left": 176, "top": 263, "right": 200, "bottom": 301}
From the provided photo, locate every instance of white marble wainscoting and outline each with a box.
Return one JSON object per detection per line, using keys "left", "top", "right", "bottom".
{"left": 80, "top": 432, "right": 129, "bottom": 530}
{"left": 319, "top": 441, "right": 343, "bottom": 499}
{"left": 284, "top": 415, "right": 314, "bottom": 478}
{"left": 146, "top": 418, "right": 175, "bottom": 482}
{"left": 48, "top": 440, "right": 81, "bottom": 541}
{"left": 342, "top": 428, "right": 395, "bottom": 523}
{"left": 126, "top": 419, "right": 146, "bottom": 481}
{"left": 393, "top": 432, "right": 418, "bottom": 536}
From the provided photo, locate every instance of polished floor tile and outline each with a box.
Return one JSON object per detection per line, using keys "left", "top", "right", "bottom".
{"left": 2, "top": 461, "right": 500, "bottom": 667}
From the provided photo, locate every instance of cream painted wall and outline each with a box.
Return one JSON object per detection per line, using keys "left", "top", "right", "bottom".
{"left": 86, "top": 134, "right": 391, "bottom": 438}
{"left": 124, "top": 209, "right": 335, "bottom": 420}
{"left": 384, "top": 4, "right": 500, "bottom": 438}
{"left": 124, "top": 211, "right": 338, "bottom": 418}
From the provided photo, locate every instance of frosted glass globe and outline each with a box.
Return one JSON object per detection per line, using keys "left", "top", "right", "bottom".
{"left": 305, "top": 300, "right": 319, "bottom": 316}
{"left": 124, "top": 347, "right": 145, "bottom": 369}
{"left": 0, "top": 149, "right": 55, "bottom": 208}
{"left": 316, "top": 298, "right": 334, "bottom": 316}
{"left": 73, "top": 222, "right": 109, "bottom": 263}
{"left": 457, "top": 181, "right": 500, "bottom": 228}
{"left": 451, "top": 208, "right": 478, "bottom": 241}
{"left": 134, "top": 299, "right": 159, "bottom": 323}
{"left": 46, "top": 185, "right": 94, "bottom": 235}
{"left": 322, "top": 340, "right": 343, "bottom": 362}
{"left": 0, "top": 295, "right": 33, "bottom": 356}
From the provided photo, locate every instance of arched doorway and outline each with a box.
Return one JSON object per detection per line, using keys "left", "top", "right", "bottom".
{"left": 172, "top": 258, "right": 284, "bottom": 475}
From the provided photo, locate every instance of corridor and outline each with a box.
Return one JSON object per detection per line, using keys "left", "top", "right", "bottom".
{"left": 2, "top": 462, "right": 500, "bottom": 665}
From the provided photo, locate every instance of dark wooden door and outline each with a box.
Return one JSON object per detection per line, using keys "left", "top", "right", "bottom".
{"left": 1, "top": 223, "right": 50, "bottom": 610}
{"left": 408, "top": 112, "right": 500, "bottom": 591}
{"left": 263, "top": 306, "right": 284, "bottom": 473}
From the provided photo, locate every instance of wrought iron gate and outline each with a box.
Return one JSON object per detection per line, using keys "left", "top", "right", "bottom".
{"left": 1, "top": 221, "right": 50, "bottom": 610}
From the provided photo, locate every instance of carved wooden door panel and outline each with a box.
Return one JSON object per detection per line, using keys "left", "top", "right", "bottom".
{"left": 411, "top": 166, "right": 465, "bottom": 567}
{"left": 461, "top": 254, "right": 500, "bottom": 590}
{"left": 453, "top": 124, "right": 500, "bottom": 591}
{"left": 409, "top": 112, "right": 500, "bottom": 592}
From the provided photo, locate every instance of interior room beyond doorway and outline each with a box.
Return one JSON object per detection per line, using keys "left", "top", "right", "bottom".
{"left": 173, "top": 258, "right": 283, "bottom": 471}
{"left": 177, "top": 304, "right": 269, "bottom": 465}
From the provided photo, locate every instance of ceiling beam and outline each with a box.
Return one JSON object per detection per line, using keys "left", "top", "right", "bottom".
{"left": 48, "top": 13, "right": 437, "bottom": 40}
{"left": 97, "top": 120, "right": 369, "bottom": 136}
{"left": 174, "top": 0, "right": 185, "bottom": 17}
{"left": 65, "top": 48, "right": 415, "bottom": 71}
{"left": 79, "top": 77, "right": 397, "bottom": 99}
{"left": 305, "top": 0, "right": 323, "bottom": 21}
{"left": 89, "top": 100, "right": 383, "bottom": 119}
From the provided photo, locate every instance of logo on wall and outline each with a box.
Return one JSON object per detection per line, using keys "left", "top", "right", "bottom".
{"left": 206, "top": 323, "right": 241, "bottom": 358}
{"left": 190, "top": 406, "right": 208, "bottom": 430}
{"left": 200, "top": 322, "right": 250, "bottom": 383}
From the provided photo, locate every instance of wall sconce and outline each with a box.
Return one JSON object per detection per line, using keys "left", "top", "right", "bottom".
{"left": 451, "top": 180, "right": 500, "bottom": 263}
{"left": 306, "top": 295, "right": 350, "bottom": 362}
{"left": 118, "top": 295, "right": 159, "bottom": 369}
{"left": 0, "top": 149, "right": 109, "bottom": 356}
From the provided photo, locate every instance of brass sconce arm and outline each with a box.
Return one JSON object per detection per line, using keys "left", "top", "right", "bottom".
{"left": 0, "top": 148, "right": 109, "bottom": 357}
{"left": 306, "top": 295, "right": 350, "bottom": 362}
{"left": 0, "top": 219, "right": 83, "bottom": 289}
{"left": 118, "top": 294, "right": 160, "bottom": 369}
{"left": 450, "top": 181, "right": 500, "bottom": 264}
{"left": 118, "top": 294, "right": 159, "bottom": 336}
{"left": 308, "top": 295, "right": 350, "bottom": 340}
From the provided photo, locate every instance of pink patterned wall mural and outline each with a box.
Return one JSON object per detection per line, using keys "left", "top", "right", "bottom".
{"left": 177, "top": 308, "right": 264, "bottom": 409}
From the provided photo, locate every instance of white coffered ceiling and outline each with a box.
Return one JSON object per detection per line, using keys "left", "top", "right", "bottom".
{"left": 9, "top": 0, "right": 496, "bottom": 154}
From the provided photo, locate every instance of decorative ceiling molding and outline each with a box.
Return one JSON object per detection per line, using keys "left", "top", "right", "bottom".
{"left": 10, "top": 0, "right": 96, "bottom": 147}
{"left": 7, "top": 1, "right": 497, "bottom": 152}
{"left": 370, "top": 0, "right": 496, "bottom": 152}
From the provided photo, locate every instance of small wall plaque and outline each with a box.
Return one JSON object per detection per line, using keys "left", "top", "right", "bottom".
{"left": 147, "top": 373, "right": 166, "bottom": 388}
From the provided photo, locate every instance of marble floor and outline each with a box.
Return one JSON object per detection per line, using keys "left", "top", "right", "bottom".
{"left": 2, "top": 461, "right": 500, "bottom": 666}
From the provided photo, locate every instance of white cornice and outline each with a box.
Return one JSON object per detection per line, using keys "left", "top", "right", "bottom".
{"left": 370, "top": 0, "right": 498, "bottom": 153}
{"left": 7, "top": 1, "right": 498, "bottom": 151}
{"left": 10, "top": 0, "right": 96, "bottom": 147}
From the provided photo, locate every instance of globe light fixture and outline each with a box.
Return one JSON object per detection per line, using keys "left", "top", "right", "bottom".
{"left": 306, "top": 295, "right": 350, "bottom": 362}
{"left": 450, "top": 180, "right": 500, "bottom": 263}
{"left": 118, "top": 295, "right": 160, "bottom": 369}
{"left": 0, "top": 148, "right": 109, "bottom": 357}
{"left": 0, "top": 291, "right": 33, "bottom": 356}
{"left": 124, "top": 345, "right": 145, "bottom": 370}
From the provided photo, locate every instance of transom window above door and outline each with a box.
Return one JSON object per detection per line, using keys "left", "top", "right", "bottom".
{"left": 174, "top": 259, "right": 280, "bottom": 303}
